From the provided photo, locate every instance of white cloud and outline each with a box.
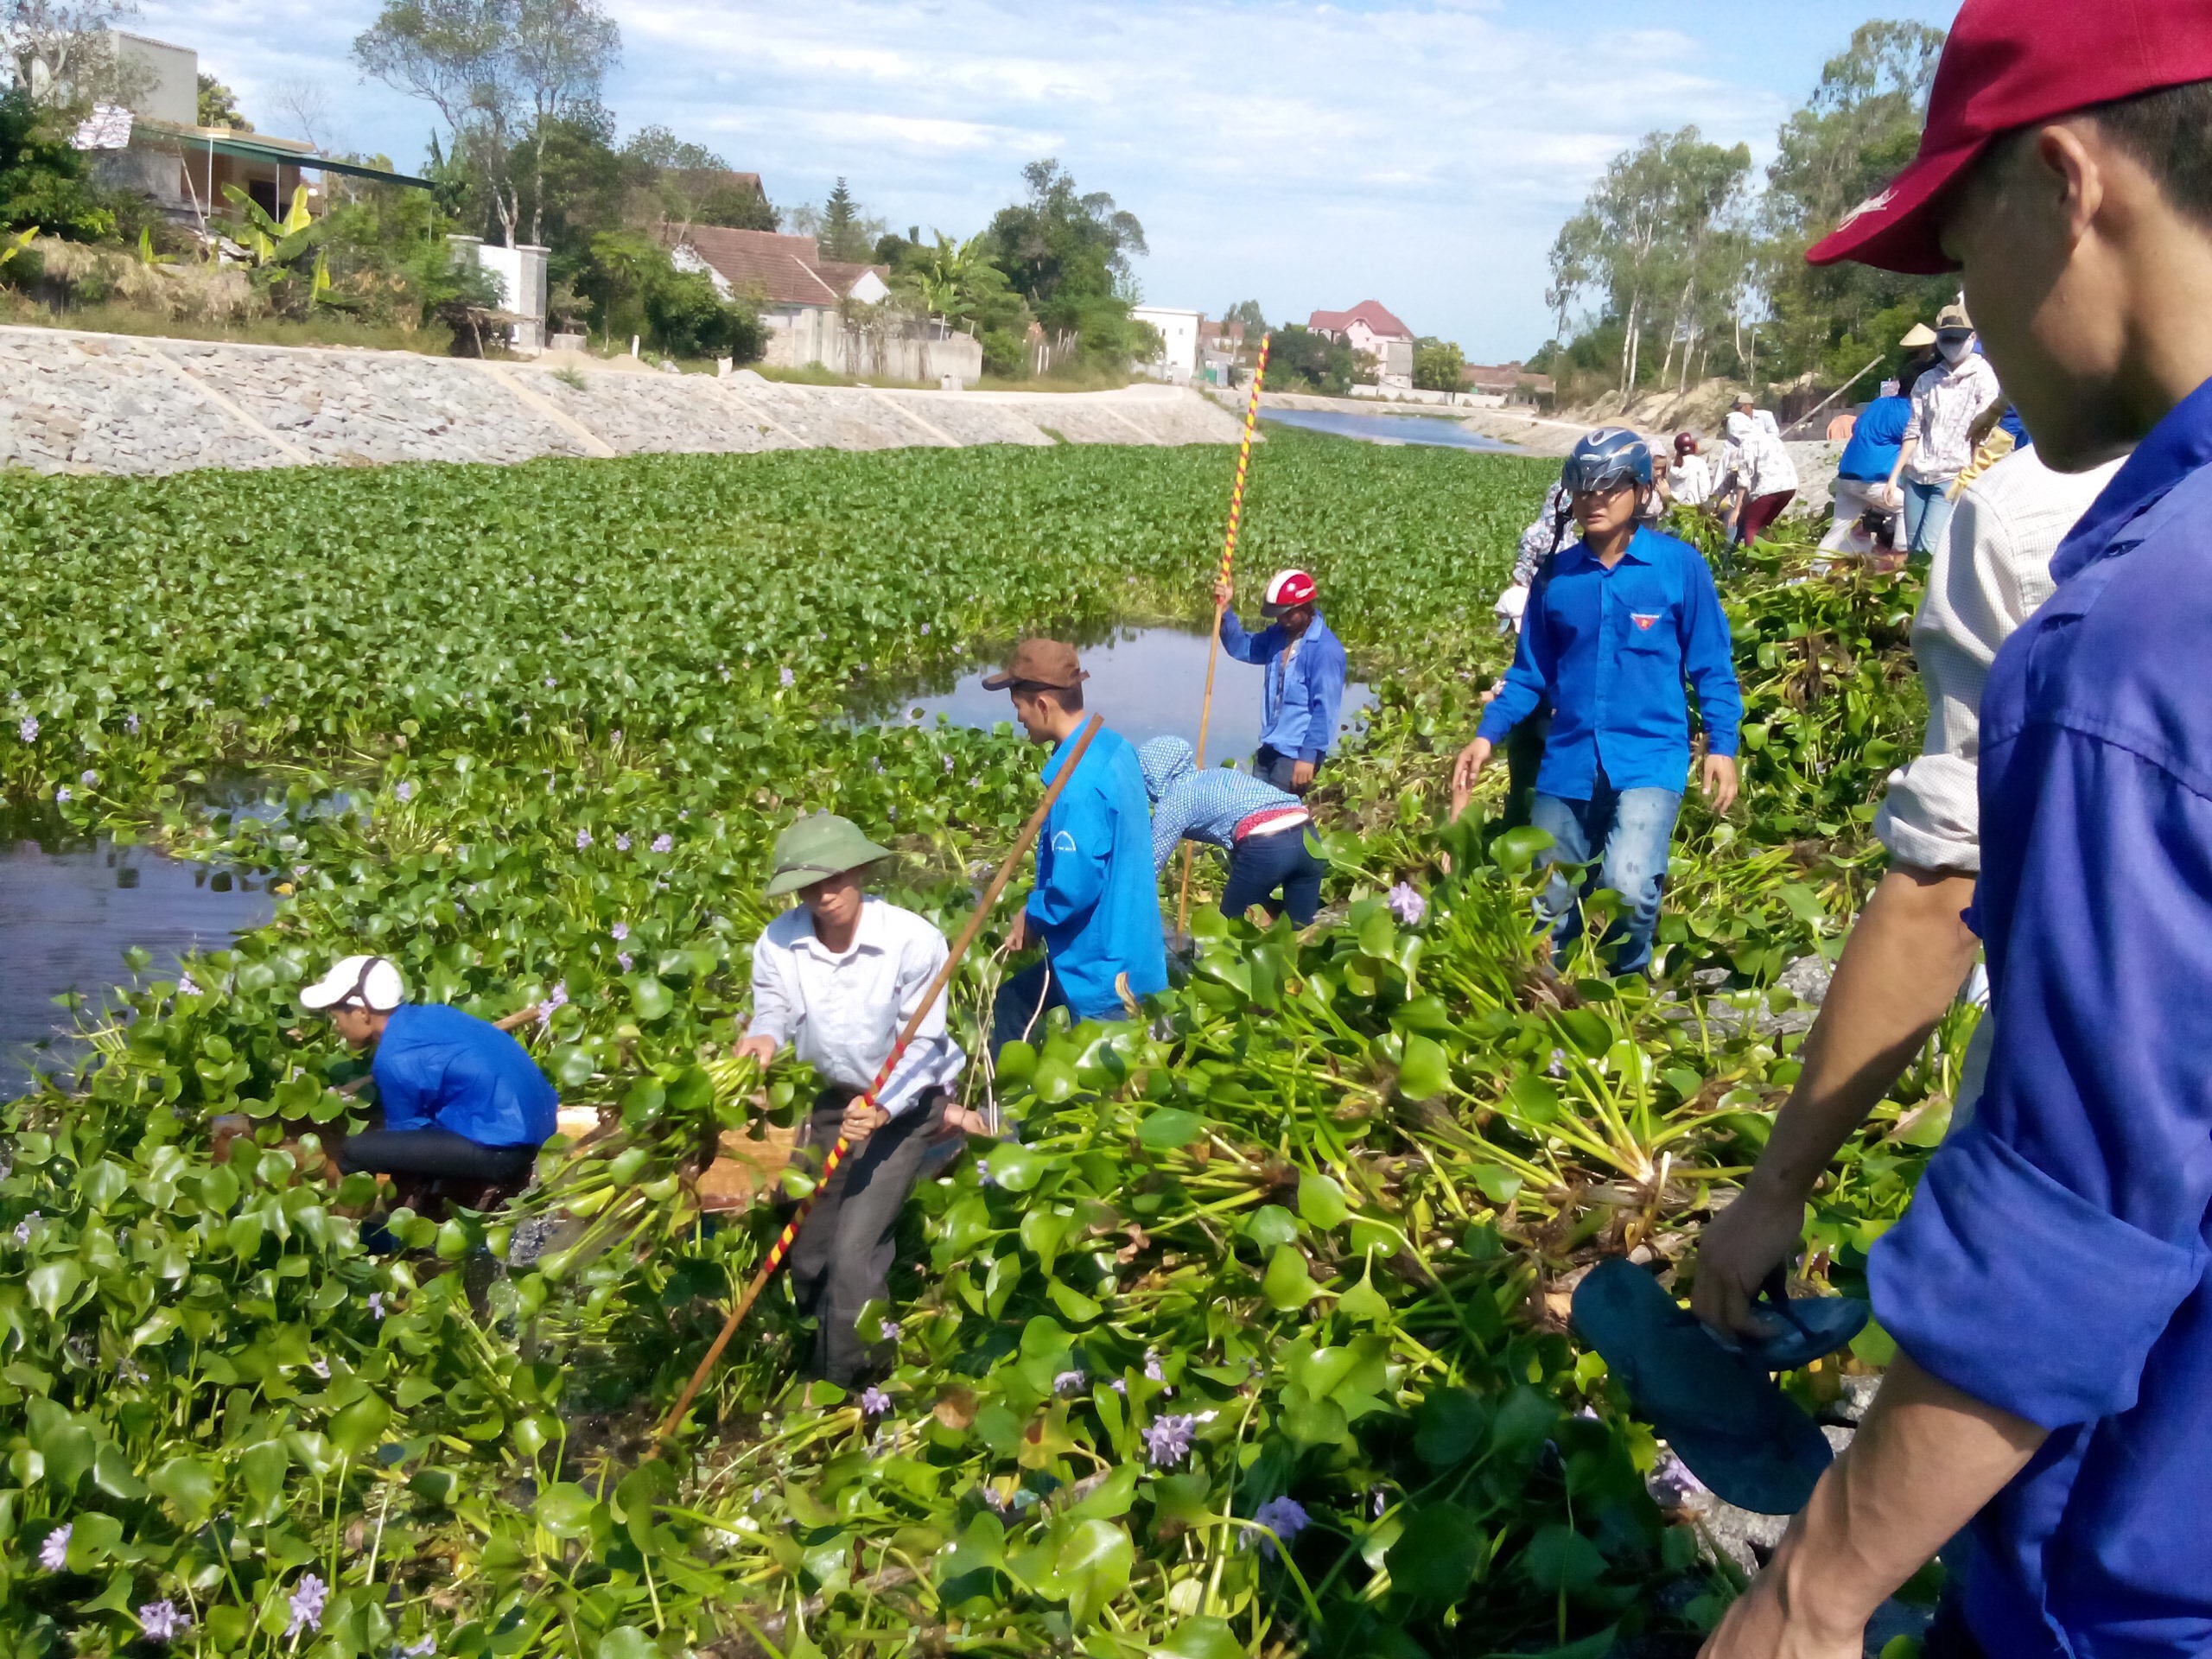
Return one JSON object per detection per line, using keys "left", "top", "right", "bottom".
{"left": 130, "top": 0, "right": 1947, "bottom": 358}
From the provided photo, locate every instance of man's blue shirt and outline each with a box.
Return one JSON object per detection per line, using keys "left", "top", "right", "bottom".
{"left": 1026, "top": 721, "right": 1168, "bottom": 1021}
{"left": 1217, "top": 611, "right": 1348, "bottom": 761}
{"left": 371, "top": 1002, "right": 558, "bottom": 1147}
{"left": 1868, "top": 374, "right": 2212, "bottom": 1659}
{"left": 1839, "top": 394, "right": 1913, "bottom": 480}
{"left": 1475, "top": 526, "right": 1740, "bottom": 798}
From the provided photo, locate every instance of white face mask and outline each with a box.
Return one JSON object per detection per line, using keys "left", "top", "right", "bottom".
{"left": 1938, "top": 336, "right": 1974, "bottom": 365}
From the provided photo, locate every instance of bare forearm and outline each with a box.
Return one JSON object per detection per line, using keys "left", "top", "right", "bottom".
{"left": 1772, "top": 1354, "right": 2044, "bottom": 1630}
{"left": 1748, "top": 865, "right": 1977, "bottom": 1201}
{"left": 1889, "top": 435, "right": 1917, "bottom": 487}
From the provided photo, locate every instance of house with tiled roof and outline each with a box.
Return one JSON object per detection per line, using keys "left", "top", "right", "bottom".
{"left": 665, "top": 226, "right": 899, "bottom": 373}
{"left": 1307, "top": 300, "right": 1415, "bottom": 389}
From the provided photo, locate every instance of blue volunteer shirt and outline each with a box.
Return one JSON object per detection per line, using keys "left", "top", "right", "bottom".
{"left": 1838, "top": 394, "right": 1912, "bottom": 480}
{"left": 1868, "top": 375, "right": 2212, "bottom": 1659}
{"left": 371, "top": 1002, "right": 558, "bottom": 1148}
{"left": 1218, "top": 610, "right": 1349, "bottom": 762}
{"left": 1027, "top": 721, "right": 1169, "bottom": 1021}
{"left": 1475, "top": 526, "right": 1740, "bottom": 798}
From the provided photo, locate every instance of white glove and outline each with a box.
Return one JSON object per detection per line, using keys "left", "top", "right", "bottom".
{"left": 1491, "top": 583, "right": 1529, "bottom": 632}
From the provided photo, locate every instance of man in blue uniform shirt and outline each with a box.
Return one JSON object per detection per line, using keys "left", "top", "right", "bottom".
{"left": 304, "top": 954, "right": 556, "bottom": 1197}
{"left": 1703, "top": 3, "right": 2212, "bottom": 1656}
{"left": 1451, "top": 427, "right": 1742, "bottom": 976}
{"left": 1212, "top": 567, "right": 1347, "bottom": 795}
{"left": 983, "top": 639, "right": 1167, "bottom": 1053}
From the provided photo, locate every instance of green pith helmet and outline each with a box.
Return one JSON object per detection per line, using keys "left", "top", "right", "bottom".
{"left": 764, "top": 811, "right": 894, "bottom": 899}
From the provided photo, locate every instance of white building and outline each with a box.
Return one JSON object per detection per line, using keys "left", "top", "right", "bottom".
{"left": 1130, "top": 305, "right": 1201, "bottom": 384}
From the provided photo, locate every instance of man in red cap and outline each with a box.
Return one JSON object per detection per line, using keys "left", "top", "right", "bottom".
{"left": 1702, "top": 3, "right": 2212, "bottom": 1656}
{"left": 1212, "top": 567, "right": 1347, "bottom": 796}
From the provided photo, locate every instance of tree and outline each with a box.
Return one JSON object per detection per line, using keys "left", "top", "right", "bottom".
{"left": 353, "top": 0, "right": 619, "bottom": 247}
{"left": 196, "top": 72, "right": 250, "bottom": 130}
{"left": 983, "top": 159, "right": 1146, "bottom": 368}
{"left": 1266, "top": 324, "right": 1357, "bottom": 396}
{"left": 621, "top": 127, "right": 775, "bottom": 232}
{"left": 1414, "top": 336, "right": 1465, "bottom": 392}
{"left": 1222, "top": 298, "right": 1266, "bottom": 334}
{"left": 3, "top": 0, "right": 149, "bottom": 112}
{"left": 813, "top": 177, "right": 874, "bottom": 262}
{"left": 0, "top": 83, "right": 112, "bottom": 239}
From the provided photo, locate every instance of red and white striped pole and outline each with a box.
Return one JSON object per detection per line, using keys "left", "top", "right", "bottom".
{"left": 1179, "top": 333, "right": 1272, "bottom": 931}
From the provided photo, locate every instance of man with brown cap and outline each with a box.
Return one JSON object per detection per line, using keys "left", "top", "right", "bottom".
{"left": 982, "top": 640, "right": 1166, "bottom": 1053}
{"left": 1700, "top": 3, "right": 2212, "bottom": 1656}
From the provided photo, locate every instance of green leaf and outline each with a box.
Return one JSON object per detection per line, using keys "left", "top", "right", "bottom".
{"left": 595, "top": 1629, "right": 661, "bottom": 1659}
{"left": 1262, "top": 1245, "right": 1317, "bottom": 1311}
{"left": 1054, "top": 1518, "right": 1133, "bottom": 1625}
{"left": 537, "top": 1482, "right": 601, "bottom": 1541}
{"left": 147, "top": 1455, "right": 218, "bottom": 1523}
{"left": 626, "top": 976, "right": 674, "bottom": 1020}
{"left": 1154, "top": 1618, "right": 1243, "bottom": 1659}
{"left": 328, "top": 1391, "right": 393, "bottom": 1457}
{"left": 1136, "top": 1108, "right": 1202, "bottom": 1149}
{"left": 1522, "top": 1522, "right": 1608, "bottom": 1593}
{"left": 1385, "top": 1500, "right": 1484, "bottom": 1602}
{"left": 1296, "top": 1173, "right": 1349, "bottom": 1230}
{"left": 985, "top": 1142, "right": 1044, "bottom": 1192}
{"left": 26, "top": 1261, "right": 82, "bottom": 1317}
{"left": 1396, "top": 1033, "right": 1450, "bottom": 1100}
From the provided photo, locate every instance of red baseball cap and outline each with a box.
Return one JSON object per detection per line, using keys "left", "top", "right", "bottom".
{"left": 1262, "top": 569, "right": 1317, "bottom": 617}
{"left": 1807, "top": 0, "right": 2212, "bottom": 275}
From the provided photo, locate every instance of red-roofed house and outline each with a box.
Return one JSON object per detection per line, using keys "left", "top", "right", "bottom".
{"left": 1307, "top": 301, "right": 1415, "bottom": 388}
{"left": 665, "top": 226, "right": 899, "bottom": 372}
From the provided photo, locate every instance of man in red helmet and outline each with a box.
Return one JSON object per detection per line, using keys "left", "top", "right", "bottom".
{"left": 1700, "top": 3, "right": 2212, "bottom": 1656}
{"left": 1211, "top": 567, "right": 1347, "bottom": 796}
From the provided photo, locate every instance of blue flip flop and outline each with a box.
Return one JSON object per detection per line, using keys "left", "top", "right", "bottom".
{"left": 1728, "top": 1267, "right": 1870, "bottom": 1372}
{"left": 1572, "top": 1258, "right": 1834, "bottom": 1515}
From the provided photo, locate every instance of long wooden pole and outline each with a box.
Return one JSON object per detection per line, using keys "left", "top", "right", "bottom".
{"left": 655, "top": 715, "right": 1106, "bottom": 1443}
{"left": 1177, "top": 333, "right": 1272, "bottom": 931}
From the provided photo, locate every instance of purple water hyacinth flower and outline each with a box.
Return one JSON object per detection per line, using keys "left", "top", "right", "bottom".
{"left": 15, "top": 1213, "right": 40, "bottom": 1245}
{"left": 652, "top": 834, "right": 673, "bottom": 854}
{"left": 54, "top": 786, "right": 69, "bottom": 804}
{"left": 1547, "top": 1048, "right": 1567, "bottom": 1079}
{"left": 399, "top": 1637, "right": 436, "bottom": 1658}
{"left": 543, "top": 677, "right": 556, "bottom": 689}
{"left": 285, "top": 1573, "right": 327, "bottom": 1637}
{"left": 879, "top": 1319, "right": 901, "bottom": 1342}
{"left": 124, "top": 713, "right": 140, "bottom": 734}
{"left": 309, "top": 1357, "right": 330, "bottom": 1380}
{"left": 1052, "top": 1370, "right": 1085, "bottom": 1395}
{"left": 137, "top": 1599, "right": 191, "bottom": 1643}
{"left": 860, "top": 1386, "right": 892, "bottom": 1416}
{"left": 614, "top": 834, "right": 632, "bottom": 852}
{"left": 779, "top": 667, "right": 796, "bottom": 688}
{"left": 16, "top": 715, "right": 36, "bottom": 742}
{"left": 943, "top": 754, "right": 955, "bottom": 772}
{"left": 176, "top": 973, "right": 201, "bottom": 999}
{"left": 117, "top": 1355, "right": 147, "bottom": 1383}
{"left": 1109, "top": 1378, "right": 1127, "bottom": 1395}
{"left": 919, "top": 623, "right": 931, "bottom": 635}
{"left": 1370, "top": 1485, "right": 1389, "bottom": 1517}
{"left": 37, "top": 1525, "right": 69, "bottom": 1571}
{"left": 610, "top": 921, "right": 629, "bottom": 941}
{"left": 1252, "top": 1495, "right": 1310, "bottom": 1559}
{"left": 1143, "top": 1350, "right": 1165, "bottom": 1382}
{"left": 368, "top": 1291, "right": 386, "bottom": 1319}
{"left": 1385, "top": 882, "right": 1427, "bottom": 926}
{"left": 537, "top": 983, "right": 568, "bottom": 1027}
{"left": 575, "top": 828, "right": 593, "bottom": 849}
{"left": 1142, "top": 1414, "right": 1197, "bottom": 1467}
{"left": 1648, "top": 1447, "right": 1710, "bottom": 1510}
{"left": 617, "top": 951, "right": 633, "bottom": 972}
{"left": 79, "top": 771, "right": 96, "bottom": 785}
{"left": 395, "top": 780, "right": 414, "bottom": 803}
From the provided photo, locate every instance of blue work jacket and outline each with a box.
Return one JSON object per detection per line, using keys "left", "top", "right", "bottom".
{"left": 1475, "top": 526, "right": 1740, "bottom": 798}
{"left": 1869, "top": 375, "right": 2212, "bottom": 1659}
{"left": 371, "top": 1003, "right": 558, "bottom": 1148}
{"left": 1838, "top": 395, "right": 1912, "bottom": 480}
{"left": 1218, "top": 610, "right": 1348, "bottom": 761}
{"left": 1026, "top": 721, "right": 1168, "bottom": 1021}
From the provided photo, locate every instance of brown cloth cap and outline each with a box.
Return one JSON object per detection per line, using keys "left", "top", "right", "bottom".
{"left": 981, "top": 639, "right": 1090, "bottom": 691}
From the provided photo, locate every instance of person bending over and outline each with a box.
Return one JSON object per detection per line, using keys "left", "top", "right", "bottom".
{"left": 305, "top": 954, "right": 556, "bottom": 1202}
{"left": 1137, "top": 735, "right": 1325, "bottom": 926}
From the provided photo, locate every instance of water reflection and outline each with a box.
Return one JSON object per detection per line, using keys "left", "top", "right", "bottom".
{"left": 867, "top": 626, "right": 1375, "bottom": 769}
{"left": 1262, "top": 409, "right": 1520, "bottom": 451}
{"left": 0, "top": 811, "right": 272, "bottom": 1096}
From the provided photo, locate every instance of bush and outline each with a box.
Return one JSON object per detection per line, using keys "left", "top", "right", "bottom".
{"left": 0, "top": 88, "right": 117, "bottom": 244}
{"left": 644, "top": 265, "right": 765, "bottom": 360}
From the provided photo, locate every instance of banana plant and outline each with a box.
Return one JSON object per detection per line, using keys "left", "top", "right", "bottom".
{"left": 215, "top": 181, "right": 329, "bottom": 304}
{"left": 0, "top": 224, "right": 35, "bottom": 270}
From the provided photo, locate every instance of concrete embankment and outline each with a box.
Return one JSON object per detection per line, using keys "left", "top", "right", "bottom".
{"left": 0, "top": 326, "right": 1243, "bottom": 476}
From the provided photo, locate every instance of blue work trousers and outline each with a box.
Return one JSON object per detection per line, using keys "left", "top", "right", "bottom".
{"left": 1530, "top": 772, "right": 1682, "bottom": 976}
{"left": 1903, "top": 478, "right": 1956, "bottom": 561}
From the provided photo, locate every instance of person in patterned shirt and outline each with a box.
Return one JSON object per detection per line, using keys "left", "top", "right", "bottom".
{"left": 1137, "top": 737, "right": 1324, "bottom": 925}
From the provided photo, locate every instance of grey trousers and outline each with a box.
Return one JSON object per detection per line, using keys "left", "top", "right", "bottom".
{"left": 787, "top": 1085, "right": 948, "bottom": 1386}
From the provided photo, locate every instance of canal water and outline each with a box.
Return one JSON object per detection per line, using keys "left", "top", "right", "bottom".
{"left": 868, "top": 626, "right": 1375, "bottom": 769}
{"left": 1262, "top": 408, "right": 1521, "bottom": 451}
{"left": 0, "top": 813, "right": 273, "bottom": 1096}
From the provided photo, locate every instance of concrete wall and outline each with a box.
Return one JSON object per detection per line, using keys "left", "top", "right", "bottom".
{"left": 0, "top": 325, "right": 1243, "bottom": 475}
{"left": 760, "top": 315, "right": 984, "bottom": 386}
{"left": 111, "top": 31, "right": 197, "bottom": 125}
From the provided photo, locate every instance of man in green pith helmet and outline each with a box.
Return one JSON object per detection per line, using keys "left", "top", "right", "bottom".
{"left": 734, "top": 812, "right": 985, "bottom": 1385}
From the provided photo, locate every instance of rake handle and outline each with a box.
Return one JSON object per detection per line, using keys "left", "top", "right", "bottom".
{"left": 654, "top": 715, "right": 1107, "bottom": 1443}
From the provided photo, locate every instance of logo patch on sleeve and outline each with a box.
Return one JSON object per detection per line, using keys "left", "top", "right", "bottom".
{"left": 1051, "top": 830, "right": 1078, "bottom": 853}
{"left": 1631, "top": 612, "right": 1662, "bottom": 631}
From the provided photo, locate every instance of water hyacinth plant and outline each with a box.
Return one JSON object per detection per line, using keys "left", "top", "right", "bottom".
{"left": 0, "top": 433, "right": 1940, "bottom": 1654}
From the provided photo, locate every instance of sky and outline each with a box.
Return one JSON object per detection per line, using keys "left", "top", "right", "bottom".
{"left": 138, "top": 0, "right": 1960, "bottom": 362}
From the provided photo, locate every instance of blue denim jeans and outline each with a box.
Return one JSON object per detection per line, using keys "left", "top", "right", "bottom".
{"left": 1529, "top": 772, "right": 1682, "bottom": 976}
{"left": 1903, "top": 478, "right": 1956, "bottom": 560}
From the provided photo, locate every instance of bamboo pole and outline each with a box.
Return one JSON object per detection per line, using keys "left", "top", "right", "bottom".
{"left": 655, "top": 715, "right": 1106, "bottom": 1443}
{"left": 1177, "top": 333, "right": 1272, "bottom": 932}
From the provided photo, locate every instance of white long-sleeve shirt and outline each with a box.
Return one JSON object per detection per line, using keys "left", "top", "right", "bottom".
{"left": 744, "top": 897, "right": 965, "bottom": 1116}
{"left": 1900, "top": 354, "right": 2002, "bottom": 484}
{"left": 1873, "top": 445, "right": 2125, "bottom": 873}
